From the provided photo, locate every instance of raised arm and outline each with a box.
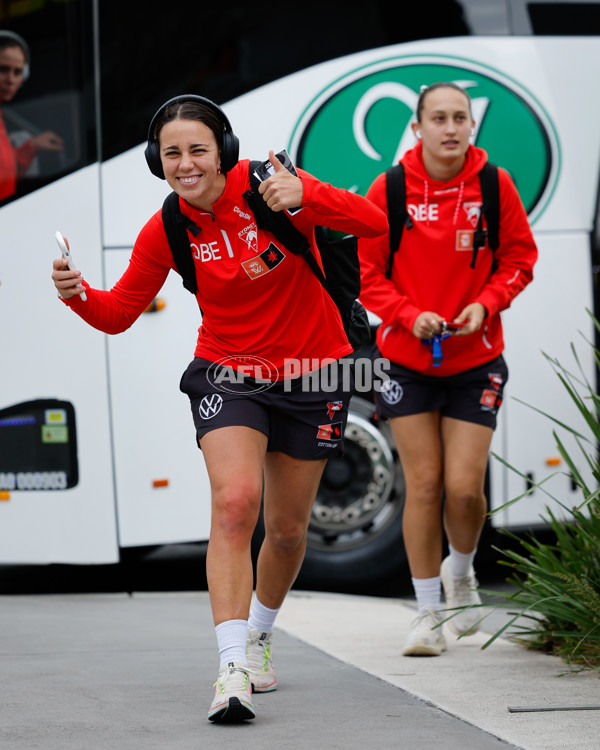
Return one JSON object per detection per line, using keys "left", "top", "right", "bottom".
{"left": 51, "top": 214, "right": 174, "bottom": 334}
{"left": 258, "top": 151, "right": 387, "bottom": 239}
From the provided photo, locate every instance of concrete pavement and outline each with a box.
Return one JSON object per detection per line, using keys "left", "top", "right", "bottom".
{"left": 0, "top": 590, "right": 598, "bottom": 749}
{"left": 278, "top": 591, "right": 600, "bottom": 750}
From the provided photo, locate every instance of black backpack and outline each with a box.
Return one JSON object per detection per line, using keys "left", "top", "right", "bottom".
{"left": 162, "top": 161, "right": 371, "bottom": 351}
{"left": 384, "top": 161, "right": 500, "bottom": 277}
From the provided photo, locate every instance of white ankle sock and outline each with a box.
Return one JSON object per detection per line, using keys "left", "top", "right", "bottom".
{"left": 411, "top": 576, "right": 441, "bottom": 614}
{"left": 448, "top": 545, "right": 476, "bottom": 577}
{"left": 215, "top": 619, "right": 248, "bottom": 668}
{"left": 248, "top": 597, "right": 279, "bottom": 632}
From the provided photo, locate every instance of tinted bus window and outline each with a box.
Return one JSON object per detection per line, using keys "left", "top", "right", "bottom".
{"left": 98, "top": 0, "right": 474, "bottom": 161}
{"left": 0, "top": 0, "right": 96, "bottom": 204}
{"left": 528, "top": 3, "right": 600, "bottom": 33}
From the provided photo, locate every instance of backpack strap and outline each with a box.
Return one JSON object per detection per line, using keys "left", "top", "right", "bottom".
{"left": 480, "top": 161, "right": 500, "bottom": 251}
{"left": 472, "top": 161, "right": 500, "bottom": 269}
{"left": 384, "top": 161, "right": 500, "bottom": 273}
{"left": 385, "top": 163, "right": 412, "bottom": 279}
{"left": 304, "top": 226, "right": 330, "bottom": 289}
{"left": 244, "top": 163, "right": 338, "bottom": 302}
{"left": 162, "top": 191, "right": 202, "bottom": 295}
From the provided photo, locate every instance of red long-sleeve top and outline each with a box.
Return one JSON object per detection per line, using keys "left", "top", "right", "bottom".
{"left": 61, "top": 159, "right": 387, "bottom": 379}
{"left": 358, "top": 143, "right": 538, "bottom": 376}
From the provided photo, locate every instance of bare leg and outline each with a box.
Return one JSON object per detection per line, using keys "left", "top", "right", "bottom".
{"left": 201, "top": 426, "right": 268, "bottom": 626}
{"left": 254, "top": 452, "right": 327, "bottom": 610}
{"left": 389, "top": 411, "right": 444, "bottom": 578}
{"left": 441, "top": 417, "right": 493, "bottom": 553}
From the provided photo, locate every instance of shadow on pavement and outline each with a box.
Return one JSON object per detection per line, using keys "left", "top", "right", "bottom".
{"left": 0, "top": 538, "right": 523, "bottom": 600}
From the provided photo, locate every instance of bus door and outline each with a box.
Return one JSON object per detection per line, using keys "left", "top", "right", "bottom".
{"left": 0, "top": 0, "right": 119, "bottom": 563}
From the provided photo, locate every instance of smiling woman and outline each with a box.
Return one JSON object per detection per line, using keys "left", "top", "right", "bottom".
{"left": 2, "top": 0, "right": 600, "bottom": 728}
{"left": 159, "top": 119, "right": 226, "bottom": 209}
{"left": 50, "top": 92, "right": 387, "bottom": 724}
{"left": 146, "top": 97, "right": 230, "bottom": 211}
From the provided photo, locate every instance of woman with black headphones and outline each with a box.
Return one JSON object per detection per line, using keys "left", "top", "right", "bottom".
{"left": 51, "top": 94, "right": 386, "bottom": 724}
{"left": 0, "top": 30, "right": 63, "bottom": 201}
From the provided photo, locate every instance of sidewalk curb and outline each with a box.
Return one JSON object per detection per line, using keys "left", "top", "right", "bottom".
{"left": 277, "top": 591, "right": 600, "bottom": 750}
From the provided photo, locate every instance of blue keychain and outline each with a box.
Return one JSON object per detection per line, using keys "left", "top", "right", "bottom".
{"left": 421, "top": 332, "right": 450, "bottom": 366}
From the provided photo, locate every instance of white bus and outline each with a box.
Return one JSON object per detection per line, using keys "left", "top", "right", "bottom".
{"left": 1, "top": 0, "right": 599, "bottom": 592}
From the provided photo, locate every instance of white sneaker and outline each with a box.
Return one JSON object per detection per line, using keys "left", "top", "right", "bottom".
{"left": 441, "top": 556, "right": 483, "bottom": 636}
{"left": 246, "top": 628, "right": 277, "bottom": 692}
{"left": 208, "top": 661, "right": 255, "bottom": 723}
{"left": 402, "top": 608, "right": 447, "bottom": 656}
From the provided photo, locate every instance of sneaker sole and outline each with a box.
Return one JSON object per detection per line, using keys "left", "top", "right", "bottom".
{"left": 446, "top": 618, "right": 482, "bottom": 637}
{"left": 208, "top": 697, "right": 255, "bottom": 723}
{"left": 251, "top": 679, "right": 277, "bottom": 693}
{"left": 402, "top": 639, "right": 447, "bottom": 657}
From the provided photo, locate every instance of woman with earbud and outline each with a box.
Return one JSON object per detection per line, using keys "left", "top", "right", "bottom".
{"left": 358, "top": 82, "right": 537, "bottom": 657}
{"left": 0, "top": 30, "right": 64, "bottom": 202}
{"left": 51, "top": 95, "right": 387, "bottom": 724}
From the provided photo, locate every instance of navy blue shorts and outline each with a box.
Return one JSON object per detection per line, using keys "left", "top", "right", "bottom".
{"left": 373, "top": 349, "right": 508, "bottom": 430}
{"left": 179, "top": 358, "right": 354, "bottom": 459}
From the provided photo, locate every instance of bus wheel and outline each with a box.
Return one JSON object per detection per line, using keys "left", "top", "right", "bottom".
{"left": 294, "top": 396, "right": 408, "bottom": 595}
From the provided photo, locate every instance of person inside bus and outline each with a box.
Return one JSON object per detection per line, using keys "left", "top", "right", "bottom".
{"left": 0, "top": 30, "right": 64, "bottom": 202}
{"left": 358, "top": 82, "right": 538, "bottom": 656}
{"left": 51, "top": 94, "right": 387, "bottom": 724}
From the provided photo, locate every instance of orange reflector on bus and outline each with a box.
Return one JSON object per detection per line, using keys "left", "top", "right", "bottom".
{"left": 545, "top": 457, "right": 562, "bottom": 466}
{"left": 143, "top": 298, "right": 166, "bottom": 313}
{"left": 0, "top": 491, "right": 10, "bottom": 501}
{"left": 153, "top": 479, "right": 169, "bottom": 488}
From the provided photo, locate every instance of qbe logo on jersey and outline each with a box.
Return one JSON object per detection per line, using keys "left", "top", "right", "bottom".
{"left": 288, "top": 56, "right": 559, "bottom": 224}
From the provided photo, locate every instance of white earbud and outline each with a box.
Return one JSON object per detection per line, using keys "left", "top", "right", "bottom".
{"left": 470, "top": 128, "right": 475, "bottom": 136}
{"left": 416, "top": 131, "right": 422, "bottom": 139}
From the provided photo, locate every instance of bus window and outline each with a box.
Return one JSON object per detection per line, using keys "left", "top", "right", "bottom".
{"left": 507, "top": 0, "right": 600, "bottom": 34}
{"left": 98, "top": 0, "right": 476, "bottom": 161}
{"left": 0, "top": 0, "right": 96, "bottom": 204}
{"left": 528, "top": 3, "right": 600, "bottom": 34}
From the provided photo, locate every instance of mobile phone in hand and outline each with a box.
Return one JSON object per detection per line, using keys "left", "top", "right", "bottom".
{"left": 55, "top": 231, "right": 87, "bottom": 301}
{"left": 445, "top": 321, "right": 466, "bottom": 332}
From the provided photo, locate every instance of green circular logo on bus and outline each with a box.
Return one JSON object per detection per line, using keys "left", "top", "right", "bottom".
{"left": 289, "top": 55, "right": 559, "bottom": 222}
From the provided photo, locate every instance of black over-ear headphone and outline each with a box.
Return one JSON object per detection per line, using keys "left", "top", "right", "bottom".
{"left": 0, "top": 30, "right": 31, "bottom": 80}
{"left": 144, "top": 94, "right": 239, "bottom": 179}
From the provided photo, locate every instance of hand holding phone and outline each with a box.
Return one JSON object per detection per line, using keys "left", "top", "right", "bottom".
{"left": 55, "top": 231, "right": 87, "bottom": 301}
{"left": 255, "top": 149, "right": 303, "bottom": 215}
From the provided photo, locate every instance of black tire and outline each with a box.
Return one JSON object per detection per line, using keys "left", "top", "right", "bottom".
{"left": 294, "top": 396, "right": 409, "bottom": 595}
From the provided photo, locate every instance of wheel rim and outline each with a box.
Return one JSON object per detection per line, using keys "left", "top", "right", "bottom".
{"left": 308, "top": 400, "right": 404, "bottom": 552}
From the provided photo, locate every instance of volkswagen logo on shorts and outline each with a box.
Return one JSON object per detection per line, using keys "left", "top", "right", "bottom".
{"left": 207, "top": 355, "right": 279, "bottom": 394}
{"left": 199, "top": 394, "right": 223, "bottom": 420}
{"left": 381, "top": 379, "right": 403, "bottom": 405}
